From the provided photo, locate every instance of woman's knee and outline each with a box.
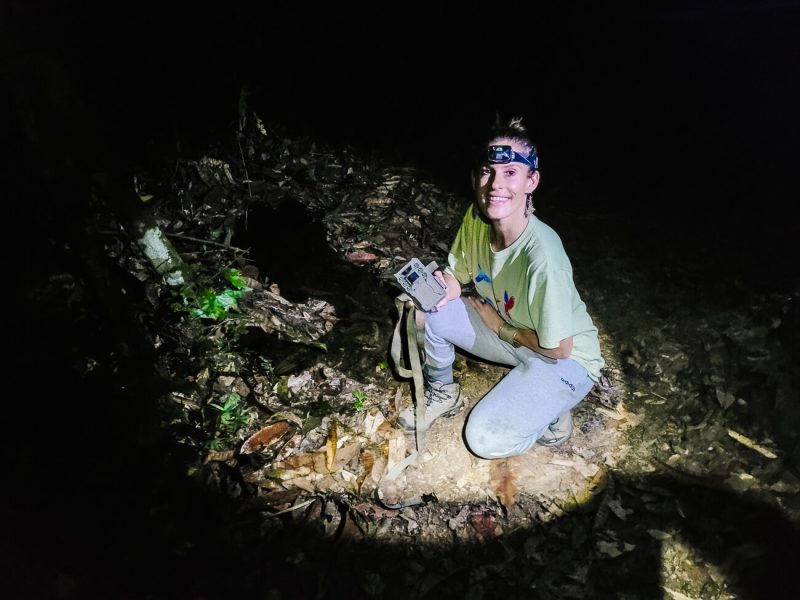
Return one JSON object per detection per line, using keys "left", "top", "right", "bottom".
{"left": 425, "top": 298, "right": 465, "bottom": 338}
{"left": 464, "top": 413, "right": 529, "bottom": 459}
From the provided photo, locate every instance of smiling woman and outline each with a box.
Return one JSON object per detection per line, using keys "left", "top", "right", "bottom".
{"left": 397, "top": 117, "right": 605, "bottom": 457}
{"left": 476, "top": 140, "right": 540, "bottom": 246}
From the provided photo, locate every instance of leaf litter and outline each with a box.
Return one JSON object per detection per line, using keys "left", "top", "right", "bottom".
{"left": 75, "top": 96, "right": 800, "bottom": 598}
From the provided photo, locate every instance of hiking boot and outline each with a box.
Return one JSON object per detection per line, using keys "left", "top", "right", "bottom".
{"left": 536, "top": 411, "right": 574, "bottom": 447}
{"left": 397, "top": 381, "right": 463, "bottom": 432}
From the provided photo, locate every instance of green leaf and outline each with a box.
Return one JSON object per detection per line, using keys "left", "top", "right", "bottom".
{"left": 196, "top": 288, "right": 226, "bottom": 320}
{"left": 207, "top": 437, "right": 224, "bottom": 451}
{"left": 221, "top": 392, "right": 241, "bottom": 411}
{"left": 352, "top": 389, "right": 367, "bottom": 410}
{"left": 216, "top": 288, "right": 246, "bottom": 309}
{"left": 224, "top": 268, "right": 249, "bottom": 290}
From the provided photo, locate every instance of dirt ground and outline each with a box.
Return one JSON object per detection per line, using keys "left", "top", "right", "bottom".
{"left": 14, "top": 112, "right": 800, "bottom": 600}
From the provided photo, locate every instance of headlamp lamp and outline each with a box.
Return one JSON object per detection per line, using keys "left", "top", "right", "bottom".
{"left": 487, "top": 145, "right": 538, "bottom": 169}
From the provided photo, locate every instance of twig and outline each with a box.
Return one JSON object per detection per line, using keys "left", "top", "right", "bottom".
{"left": 236, "top": 132, "right": 253, "bottom": 234}
{"left": 727, "top": 429, "right": 778, "bottom": 459}
{"left": 264, "top": 498, "right": 316, "bottom": 518}
{"left": 165, "top": 232, "right": 250, "bottom": 253}
{"left": 237, "top": 138, "right": 253, "bottom": 201}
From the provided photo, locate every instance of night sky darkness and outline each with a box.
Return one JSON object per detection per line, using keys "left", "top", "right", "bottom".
{"left": 2, "top": 2, "right": 800, "bottom": 598}
{"left": 5, "top": 3, "right": 799, "bottom": 286}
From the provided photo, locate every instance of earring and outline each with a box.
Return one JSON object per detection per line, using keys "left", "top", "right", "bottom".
{"left": 524, "top": 193, "right": 533, "bottom": 218}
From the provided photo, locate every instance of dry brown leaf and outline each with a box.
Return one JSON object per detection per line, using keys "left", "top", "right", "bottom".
{"left": 354, "top": 502, "right": 399, "bottom": 519}
{"left": 326, "top": 421, "right": 338, "bottom": 470}
{"left": 280, "top": 452, "right": 316, "bottom": 470}
{"left": 363, "top": 409, "right": 386, "bottom": 441}
{"left": 332, "top": 441, "right": 360, "bottom": 470}
{"left": 260, "top": 488, "right": 301, "bottom": 507}
{"left": 345, "top": 250, "right": 379, "bottom": 263}
{"left": 370, "top": 455, "right": 387, "bottom": 484}
{"left": 489, "top": 459, "right": 518, "bottom": 510}
{"left": 285, "top": 476, "right": 317, "bottom": 494}
{"left": 337, "top": 510, "right": 364, "bottom": 542}
{"left": 357, "top": 450, "right": 375, "bottom": 493}
{"left": 385, "top": 429, "right": 406, "bottom": 471}
{"left": 204, "top": 450, "right": 236, "bottom": 463}
{"left": 240, "top": 421, "right": 291, "bottom": 455}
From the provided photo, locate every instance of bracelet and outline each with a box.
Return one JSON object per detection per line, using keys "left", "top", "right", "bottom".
{"left": 498, "top": 322, "right": 521, "bottom": 347}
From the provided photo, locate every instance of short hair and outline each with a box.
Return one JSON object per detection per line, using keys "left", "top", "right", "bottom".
{"left": 487, "top": 116, "right": 539, "bottom": 168}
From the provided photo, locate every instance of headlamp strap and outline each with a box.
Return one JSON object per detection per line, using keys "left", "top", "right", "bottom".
{"left": 487, "top": 145, "right": 539, "bottom": 169}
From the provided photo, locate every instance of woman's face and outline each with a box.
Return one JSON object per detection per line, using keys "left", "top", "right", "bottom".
{"left": 476, "top": 138, "right": 538, "bottom": 224}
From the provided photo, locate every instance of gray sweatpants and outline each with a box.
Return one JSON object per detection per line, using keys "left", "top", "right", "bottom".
{"left": 425, "top": 297, "right": 594, "bottom": 459}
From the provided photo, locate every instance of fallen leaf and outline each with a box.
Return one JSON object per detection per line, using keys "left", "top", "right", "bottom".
{"left": 240, "top": 421, "right": 291, "bottom": 455}
{"left": 370, "top": 455, "right": 387, "bottom": 484}
{"left": 662, "top": 586, "right": 699, "bottom": 600}
{"left": 326, "top": 421, "right": 338, "bottom": 470}
{"left": 204, "top": 450, "right": 235, "bottom": 463}
{"left": 647, "top": 529, "right": 672, "bottom": 540}
{"left": 715, "top": 387, "right": 736, "bottom": 409}
{"left": 595, "top": 540, "right": 636, "bottom": 558}
{"left": 332, "top": 441, "right": 360, "bottom": 470}
{"left": 595, "top": 406, "right": 626, "bottom": 421}
{"left": 725, "top": 472, "right": 758, "bottom": 492}
{"left": 385, "top": 429, "right": 406, "bottom": 471}
{"left": 345, "top": 250, "right": 379, "bottom": 263}
{"left": 489, "top": 459, "right": 518, "bottom": 510}
{"left": 279, "top": 452, "right": 316, "bottom": 470}
{"left": 353, "top": 502, "right": 398, "bottom": 519}
{"left": 727, "top": 429, "right": 778, "bottom": 459}
{"left": 357, "top": 450, "right": 375, "bottom": 493}
{"left": 606, "top": 496, "right": 633, "bottom": 521}
{"left": 285, "top": 476, "right": 317, "bottom": 494}
{"left": 770, "top": 480, "right": 800, "bottom": 494}
{"left": 337, "top": 510, "right": 364, "bottom": 542}
{"left": 448, "top": 506, "right": 470, "bottom": 531}
{"left": 363, "top": 409, "right": 386, "bottom": 441}
{"left": 260, "top": 488, "right": 301, "bottom": 507}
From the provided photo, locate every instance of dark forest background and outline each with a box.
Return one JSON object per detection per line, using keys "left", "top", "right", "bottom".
{"left": 5, "top": 2, "right": 799, "bottom": 268}
{"left": 2, "top": 2, "right": 799, "bottom": 598}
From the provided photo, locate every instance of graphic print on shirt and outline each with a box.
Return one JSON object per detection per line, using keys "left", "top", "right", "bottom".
{"left": 474, "top": 264, "right": 492, "bottom": 284}
{"left": 503, "top": 290, "right": 515, "bottom": 313}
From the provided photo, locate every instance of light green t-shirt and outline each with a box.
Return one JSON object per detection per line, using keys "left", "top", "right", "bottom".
{"left": 445, "top": 206, "right": 604, "bottom": 381}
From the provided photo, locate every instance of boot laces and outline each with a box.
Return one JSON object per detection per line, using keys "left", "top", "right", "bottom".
{"left": 424, "top": 385, "right": 453, "bottom": 407}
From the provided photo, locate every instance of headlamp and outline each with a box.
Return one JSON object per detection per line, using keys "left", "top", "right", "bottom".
{"left": 487, "top": 145, "right": 538, "bottom": 169}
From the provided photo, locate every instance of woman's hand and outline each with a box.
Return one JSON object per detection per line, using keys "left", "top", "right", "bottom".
{"left": 467, "top": 296, "right": 504, "bottom": 333}
{"left": 465, "top": 295, "right": 575, "bottom": 359}
{"left": 434, "top": 271, "right": 462, "bottom": 310}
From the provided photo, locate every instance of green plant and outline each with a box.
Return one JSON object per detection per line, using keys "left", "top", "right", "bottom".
{"left": 175, "top": 267, "right": 251, "bottom": 321}
{"left": 352, "top": 389, "right": 367, "bottom": 411}
{"left": 210, "top": 392, "right": 253, "bottom": 435}
{"left": 206, "top": 437, "right": 225, "bottom": 451}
